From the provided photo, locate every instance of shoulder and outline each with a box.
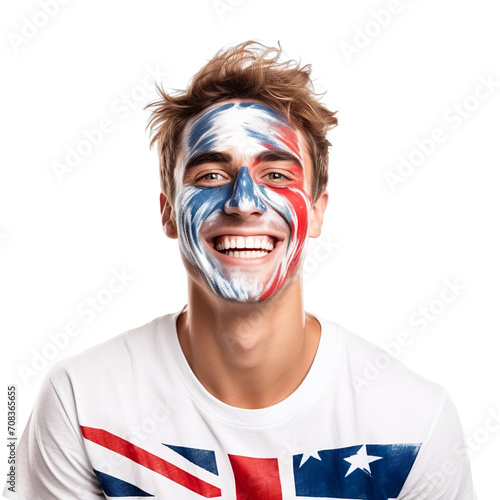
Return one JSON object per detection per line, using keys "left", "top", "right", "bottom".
{"left": 319, "top": 316, "right": 449, "bottom": 423}
{"left": 46, "top": 312, "right": 176, "bottom": 390}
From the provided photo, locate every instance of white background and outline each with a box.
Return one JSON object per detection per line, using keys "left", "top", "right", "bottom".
{"left": 1, "top": 0, "right": 499, "bottom": 497}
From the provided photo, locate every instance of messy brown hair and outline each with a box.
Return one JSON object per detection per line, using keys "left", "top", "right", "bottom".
{"left": 146, "top": 41, "right": 338, "bottom": 205}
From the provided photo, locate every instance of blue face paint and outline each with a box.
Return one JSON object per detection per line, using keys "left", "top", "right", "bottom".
{"left": 174, "top": 101, "right": 310, "bottom": 302}
{"left": 187, "top": 102, "right": 235, "bottom": 154}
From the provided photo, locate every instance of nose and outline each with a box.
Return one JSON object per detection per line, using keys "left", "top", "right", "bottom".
{"left": 224, "top": 166, "right": 267, "bottom": 217}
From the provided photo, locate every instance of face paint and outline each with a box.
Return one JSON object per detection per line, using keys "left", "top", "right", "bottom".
{"left": 175, "top": 102, "right": 311, "bottom": 302}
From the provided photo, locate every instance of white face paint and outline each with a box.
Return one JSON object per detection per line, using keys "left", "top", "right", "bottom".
{"left": 174, "top": 101, "right": 312, "bottom": 302}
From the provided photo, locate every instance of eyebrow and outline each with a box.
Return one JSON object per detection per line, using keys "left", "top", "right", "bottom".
{"left": 255, "top": 150, "right": 303, "bottom": 169}
{"left": 184, "top": 149, "right": 303, "bottom": 173}
{"left": 184, "top": 152, "right": 232, "bottom": 173}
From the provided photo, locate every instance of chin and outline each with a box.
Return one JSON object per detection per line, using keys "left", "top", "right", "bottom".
{"left": 181, "top": 235, "right": 304, "bottom": 303}
{"left": 207, "top": 268, "right": 266, "bottom": 302}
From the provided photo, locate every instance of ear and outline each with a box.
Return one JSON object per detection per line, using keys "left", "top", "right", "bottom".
{"left": 308, "top": 190, "right": 328, "bottom": 238}
{"left": 160, "top": 192, "right": 178, "bottom": 239}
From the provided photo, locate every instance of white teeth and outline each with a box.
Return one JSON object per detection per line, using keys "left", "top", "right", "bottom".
{"left": 214, "top": 235, "right": 276, "bottom": 255}
{"left": 225, "top": 250, "right": 268, "bottom": 259}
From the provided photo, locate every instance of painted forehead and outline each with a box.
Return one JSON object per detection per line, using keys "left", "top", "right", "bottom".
{"left": 182, "top": 102, "right": 303, "bottom": 163}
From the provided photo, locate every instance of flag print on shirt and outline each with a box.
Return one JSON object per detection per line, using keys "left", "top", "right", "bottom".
{"left": 81, "top": 426, "right": 420, "bottom": 499}
{"left": 293, "top": 444, "right": 421, "bottom": 499}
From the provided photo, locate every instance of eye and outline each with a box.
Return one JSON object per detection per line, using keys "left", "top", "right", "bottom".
{"left": 193, "top": 170, "right": 230, "bottom": 187}
{"left": 199, "top": 172, "right": 222, "bottom": 181}
{"left": 264, "top": 172, "right": 292, "bottom": 182}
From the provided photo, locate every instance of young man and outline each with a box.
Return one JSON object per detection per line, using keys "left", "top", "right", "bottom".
{"left": 7, "top": 42, "right": 475, "bottom": 499}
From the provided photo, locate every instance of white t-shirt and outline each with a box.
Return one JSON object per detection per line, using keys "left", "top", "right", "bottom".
{"left": 4, "top": 311, "right": 475, "bottom": 499}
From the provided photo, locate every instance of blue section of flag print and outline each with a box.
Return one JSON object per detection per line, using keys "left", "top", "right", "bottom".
{"left": 93, "top": 469, "right": 153, "bottom": 497}
{"left": 164, "top": 444, "right": 219, "bottom": 475}
{"left": 293, "top": 443, "right": 421, "bottom": 499}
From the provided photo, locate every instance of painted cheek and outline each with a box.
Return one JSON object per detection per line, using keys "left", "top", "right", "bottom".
{"left": 258, "top": 186, "right": 311, "bottom": 301}
{"left": 176, "top": 184, "right": 232, "bottom": 265}
{"left": 283, "top": 188, "right": 310, "bottom": 268}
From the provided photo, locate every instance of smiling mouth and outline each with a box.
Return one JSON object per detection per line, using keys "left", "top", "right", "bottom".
{"left": 212, "top": 235, "right": 277, "bottom": 259}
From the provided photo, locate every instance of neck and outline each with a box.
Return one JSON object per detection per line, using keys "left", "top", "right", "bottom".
{"left": 176, "top": 277, "right": 321, "bottom": 409}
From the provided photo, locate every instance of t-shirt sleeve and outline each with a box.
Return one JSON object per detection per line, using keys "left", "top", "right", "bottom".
{"left": 3, "top": 369, "right": 104, "bottom": 500}
{"left": 398, "top": 391, "right": 476, "bottom": 500}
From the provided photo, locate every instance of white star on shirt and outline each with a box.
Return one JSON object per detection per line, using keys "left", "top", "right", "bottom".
{"left": 298, "top": 449, "right": 322, "bottom": 468}
{"left": 344, "top": 445, "right": 382, "bottom": 477}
